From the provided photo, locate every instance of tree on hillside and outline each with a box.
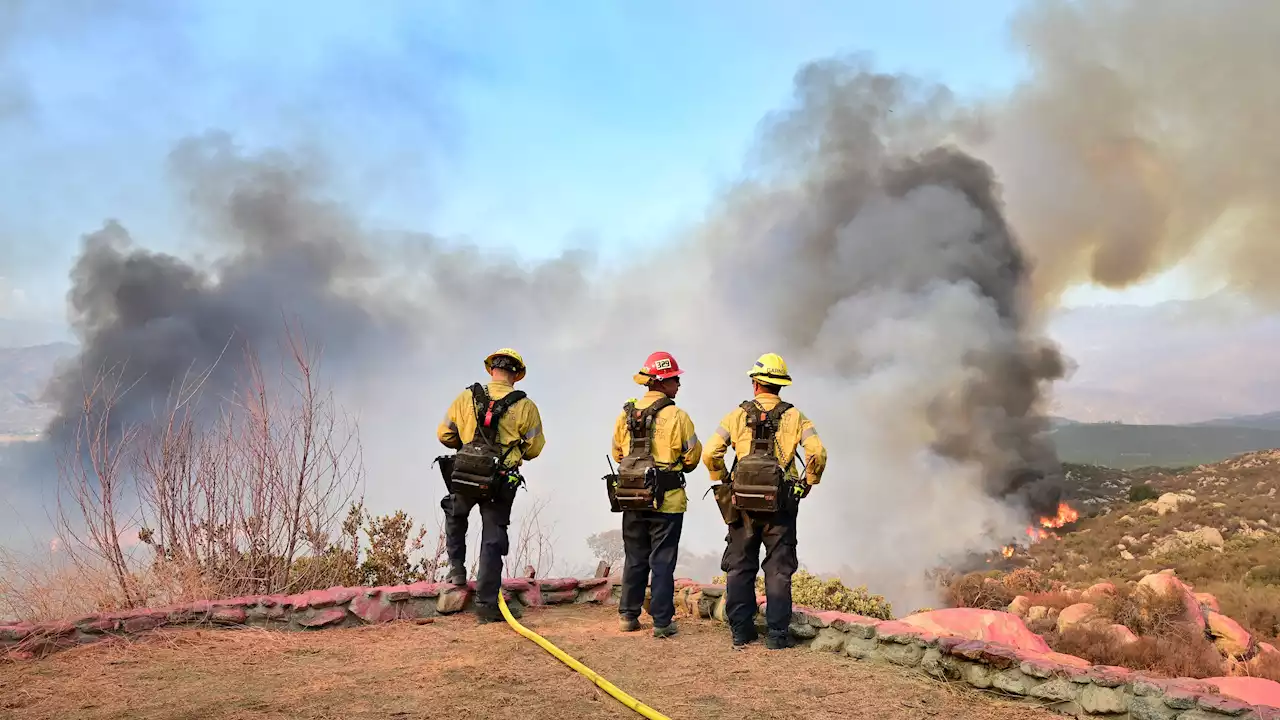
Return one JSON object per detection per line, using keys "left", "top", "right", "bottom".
{"left": 586, "top": 529, "right": 624, "bottom": 570}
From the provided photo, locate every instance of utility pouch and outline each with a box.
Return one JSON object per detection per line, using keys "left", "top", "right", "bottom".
{"left": 604, "top": 473, "right": 623, "bottom": 513}
{"left": 434, "top": 455, "right": 456, "bottom": 494}
{"left": 712, "top": 483, "right": 741, "bottom": 525}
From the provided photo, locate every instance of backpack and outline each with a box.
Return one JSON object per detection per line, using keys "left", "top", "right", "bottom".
{"left": 612, "top": 397, "right": 684, "bottom": 511}
{"left": 728, "top": 399, "right": 794, "bottom": 513}
{"left": 448, "top": 383, "right": 528, "bottom": 500}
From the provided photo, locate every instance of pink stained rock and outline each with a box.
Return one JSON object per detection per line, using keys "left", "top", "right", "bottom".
{"left": 383, "top": 585, "right": 412, "bottom": 602}
{"left": 0, "top": 624, "right": 35, "bottom": 642}
{"left": 1196, "top": 592, "right": 1222, "bottom": 613}
{"left": 1205, "top": 677, "right": 1280, "bottom": 709}
{"left": 211, "top": 608, "right": 248, "bottom": 625}
{"left": 436, "top": 587, "right": 470, "bottom": 614}
{"left": 577, "top": 577, "right": 609, "bottom": 590}
{"left": 1056, "top": 603, "right": 1098, "bottom": 633}
{"left": 307, "top": 587, "right": 358, "bottom": 608}
{"left": 1022, "top": 649, "right": 1093, "bottom": 669}
{"left": 297, "top": 607, "right": 348, "bottom": 628}
{"left": 1207, "top": 610, "right": 1254, "bottom": 658}
{"left": 1138, "top": 571, "right": 1206, "bottom": 631}
{"left": 1082, "top": 582, "right": 1117, "bottom": 605}
{"left": 122, "top": 615, "right": 165, "bottom": 633}
{"left": 501, "top": 578, "right": 534, "bottom": 593}
{"left": 1104, "top": 624, "right": 1139, "bottom": 646}
{"left": 899, "top": 608, "right": 1050, "bottom": 653}
{"left": 539, "top": 578, "right": 579, "bottom": 592}
{"left": 349, "top": 594, "right": 401, "bottom": 624}
{"left": 409, "top": 581, "right": 445, "bottom": 598}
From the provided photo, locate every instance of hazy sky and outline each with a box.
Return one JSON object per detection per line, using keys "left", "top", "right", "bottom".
{"left": 0, "top": 0, "right": 1196, "bottom": 340}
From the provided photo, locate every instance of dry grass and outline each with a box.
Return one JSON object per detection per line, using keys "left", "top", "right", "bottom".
{"left": 0, "top": 605, "right": 1060, "bottom": 720}
{"left": 1041, "top": 624, "right": 1224, "bottom": 679}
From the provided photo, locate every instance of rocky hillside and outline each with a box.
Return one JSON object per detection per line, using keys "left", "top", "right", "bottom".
{"left": 995, "top": 450, "right": 1280, "bottom": 645}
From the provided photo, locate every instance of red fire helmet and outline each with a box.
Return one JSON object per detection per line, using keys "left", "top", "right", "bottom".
{"left": 633, "top": 351, "right": 683, "bottom": 385}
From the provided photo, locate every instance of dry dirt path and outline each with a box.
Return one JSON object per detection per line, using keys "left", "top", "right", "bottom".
{"left": 1, "top": 604, "right": 1060, "bottom": 720}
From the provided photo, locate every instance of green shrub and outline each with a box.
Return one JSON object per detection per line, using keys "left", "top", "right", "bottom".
{"left": 1129, "top": 484, "right": 1161, "bottom": 503}
{"left": 710, "top": 570, "right": 894, "bottom": 620}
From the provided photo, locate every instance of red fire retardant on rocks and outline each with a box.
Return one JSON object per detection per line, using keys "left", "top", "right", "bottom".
{"left": 897, "top": 608, "right": 1051, "bottom": 654}
{"left": 1206, "top": 677, "right": 1280, "bottom": 709}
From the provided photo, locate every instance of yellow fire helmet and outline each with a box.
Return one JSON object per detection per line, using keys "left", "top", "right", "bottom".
{"left": 748, "top": 352, "right": 792, "bottom": 386}
{"left": 484, "top": 347, "right": 527, "bottom": 382}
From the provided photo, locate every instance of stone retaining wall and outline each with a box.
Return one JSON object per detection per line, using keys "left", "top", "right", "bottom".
{"left": 3, "top": 577, "right": 1277, "bottom": 720}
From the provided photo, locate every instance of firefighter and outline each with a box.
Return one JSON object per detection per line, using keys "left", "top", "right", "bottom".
{"left": 436, "top": 348, "right": 546, "bottom": 623}
{"left": 610, "top": 351, "right": 702, "bottom": 638}
{"left": 702, "top": 352, "right": 827, "bottom": 650}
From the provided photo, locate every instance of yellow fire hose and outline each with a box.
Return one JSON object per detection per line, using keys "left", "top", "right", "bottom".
{"left": 497, "top": 591, "right": 672, "bottom": 720}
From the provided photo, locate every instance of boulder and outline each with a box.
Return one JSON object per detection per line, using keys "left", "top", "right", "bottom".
{"left": 1104, "top": 624, "right": 1139, "bottom": 646}
{"left": 1195, "top": 592, "right": 1221, "bottom": 613}
{"left": 1137, "top": 571, "right": 1206, "bottom": 631}
{"left": 897, "top": 608, "right": 1050, "bottom": 653}
{"left": 1082, "top": 583, "right": 1117, "bottom": 604}
{"left": 1206, "top": 610, "right": 1254, "bottom": 658}
{"left": 1057, "top": 603, "right": 1098, "bottom": 633}
{"left": 1204, "top": 676, "right": 1280, "bottom": 709}
{"left": 1007, "top": 596, "right": 1032, "bottom": 617}
{"left": 1026, "top": 606, "right": 1049, "bottom": 621}
{"left": 1146, "top": 492, "right": 1196, "bottom": 516}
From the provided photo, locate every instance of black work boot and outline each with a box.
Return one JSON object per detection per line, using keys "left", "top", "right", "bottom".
{"left": 475, "top": 604, "right": 504, "bottom": 624}
{"left": 731, "top": 625, "right": 759, "bottom": 650}
{"left": 765, "top": 634, "right": 795, "bottom": 650}
{"left": 446, "top": 563, "right": 467, "bottom": 586}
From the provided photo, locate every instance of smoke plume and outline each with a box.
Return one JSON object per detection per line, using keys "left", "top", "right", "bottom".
{"left": 13, "top": 0, "right": 1276, "bottom": 610}
{"left": 42, "top": 133, "right": 415, "bottom": 438}
{"left": 982, "top": 0, "right": 1280, "bottom": 307}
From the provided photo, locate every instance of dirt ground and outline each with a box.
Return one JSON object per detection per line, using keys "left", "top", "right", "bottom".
{"left": 1, "top": 604, "right": 1060, "bottom": 720}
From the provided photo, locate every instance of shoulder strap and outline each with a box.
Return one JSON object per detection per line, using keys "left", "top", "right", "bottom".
{"left": 627, "top": 396, "right": 674, "bottom": 437}
{"left": 743, "top": 399, "right": 788, "bottom": 440}
{"left": 469, "top": 384, "right": 527, "bottom": 445}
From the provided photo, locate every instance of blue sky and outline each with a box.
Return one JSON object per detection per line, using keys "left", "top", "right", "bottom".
{"left": 0, "top": 0, "right": 1177, "bottom": 339}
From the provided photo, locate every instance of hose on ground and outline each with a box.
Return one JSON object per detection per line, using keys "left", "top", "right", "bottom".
{"left": 497, "top": 591, "right": 672, "bottom": 720}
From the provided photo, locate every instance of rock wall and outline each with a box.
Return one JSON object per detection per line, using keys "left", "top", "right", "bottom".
{"left": 4, "top": 576, "right": 1279, "bottom": 719}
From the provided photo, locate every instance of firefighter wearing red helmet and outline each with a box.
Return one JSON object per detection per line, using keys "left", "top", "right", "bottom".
{"left": 607, "top": 350, "right": 702, "bottom": 638}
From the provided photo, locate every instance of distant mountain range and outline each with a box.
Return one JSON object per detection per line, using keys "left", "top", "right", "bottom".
{"left": 0, "top": 342, "right": 75, "bottom": 436}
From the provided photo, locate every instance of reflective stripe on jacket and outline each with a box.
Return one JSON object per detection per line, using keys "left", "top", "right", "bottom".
{"left": 437, "top": 381, "right": 546, "bottom": 469}
{"left": 702, "top": 393, "right": 826, "bottom": 486}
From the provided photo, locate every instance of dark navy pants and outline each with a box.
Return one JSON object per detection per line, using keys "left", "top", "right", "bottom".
{"left": 619, "top": 510, "right": 684, "bottom": 628}
{"left": 722, "top": 505, "right": 799, "bottom": 640}
{"left": 442, "top": 490, "right": 514, "bottom": 610}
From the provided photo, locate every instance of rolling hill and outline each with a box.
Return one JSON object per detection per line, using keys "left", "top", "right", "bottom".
{"left": 1048, "top": 420, "right": 1280, "bottom": 469}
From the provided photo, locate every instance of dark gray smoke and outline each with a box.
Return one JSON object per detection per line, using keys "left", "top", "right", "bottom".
{"left": 698, "top": 61, "right": 1065, "bottom": 522}
{"left": 43, "top": 132, "right": 413, "bottom": 438}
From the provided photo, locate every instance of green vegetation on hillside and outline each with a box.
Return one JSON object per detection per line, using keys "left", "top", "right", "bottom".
{"left": 1050, "top": 422, "right": 1280, "bottom": 469}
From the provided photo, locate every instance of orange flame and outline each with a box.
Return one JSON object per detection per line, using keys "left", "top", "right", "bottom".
{"left": 1000, "top": 546, "right": 1015, "bottom": 558}
{"left": 1023, "top": 502, "right": 1079, "bottom": 543}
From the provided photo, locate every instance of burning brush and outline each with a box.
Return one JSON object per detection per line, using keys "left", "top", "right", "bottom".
{"left": 994, "top": 502, "right": 1080, "bottom": 560}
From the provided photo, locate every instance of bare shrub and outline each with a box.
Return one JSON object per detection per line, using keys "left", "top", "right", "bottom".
{"left": 508, "top": 495, "right": 557, "bottom": 578}
{"left": 51, "top": 328, "right": 365, "bottom": 610}
{"left": 944, "top": 572, "right": 1015, "bottom": 610}
{"left": 1044, "top": 623, "right": 1224, "bottom": 679}
{"left": 1002, "top": 567, "right": 1056, "bottom": 595}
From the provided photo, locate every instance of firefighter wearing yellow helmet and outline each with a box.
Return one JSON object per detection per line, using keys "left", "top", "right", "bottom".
{"left": 435, "top": 347, "right": 545, "bottom": 623}
{"left": 702, "top": 352, "right": 827, "bottom": 650}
